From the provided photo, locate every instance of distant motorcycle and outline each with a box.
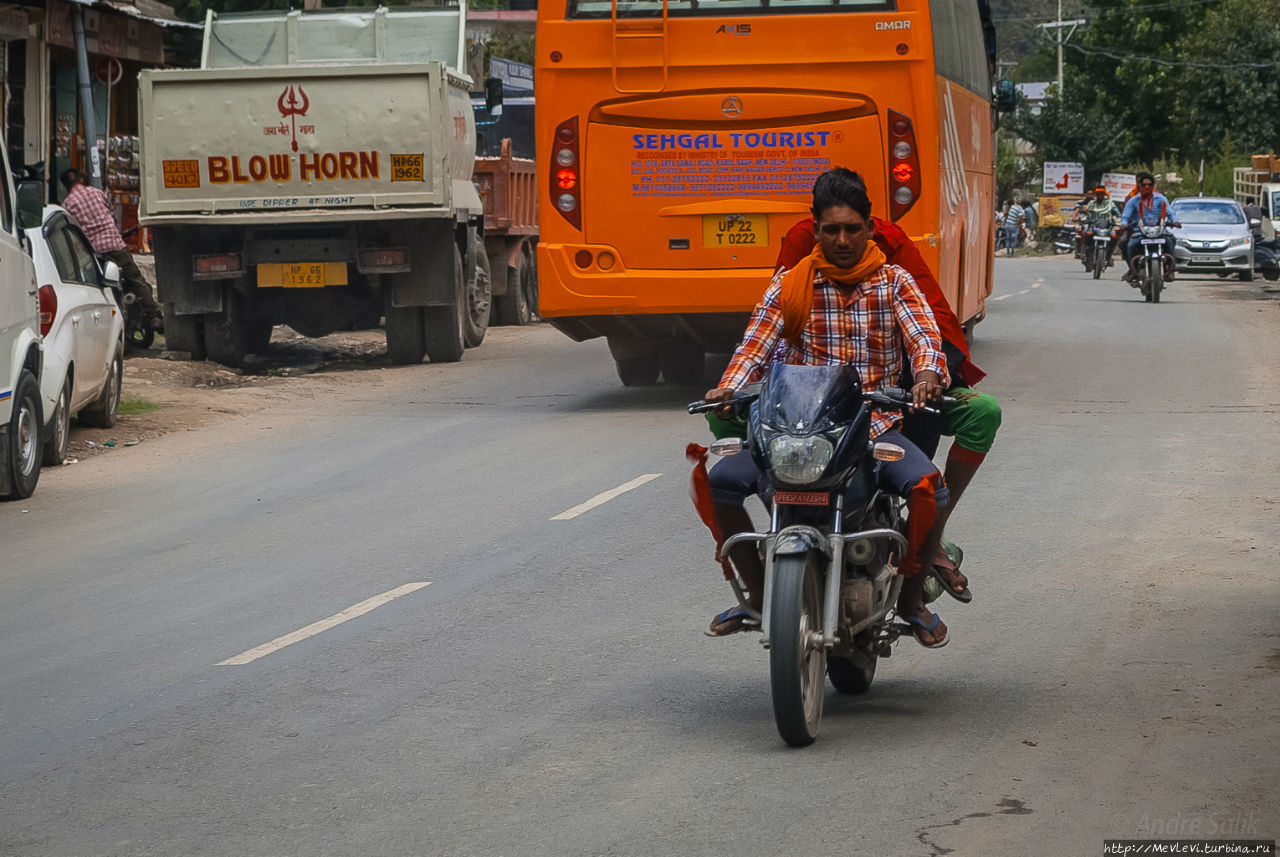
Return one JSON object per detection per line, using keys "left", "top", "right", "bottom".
{"left": 1254, "top": 236, "right": 1280, "bottom": 282}
{"left": 1052, "top": 225, "right": 1076, "bottom": 255}
{"left": 1082, "top": 213, "right": 1114, "bottom": 279}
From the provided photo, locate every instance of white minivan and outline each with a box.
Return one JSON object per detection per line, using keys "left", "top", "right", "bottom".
{"left": 0, "top": 159, "right": 45, "bottom": 499}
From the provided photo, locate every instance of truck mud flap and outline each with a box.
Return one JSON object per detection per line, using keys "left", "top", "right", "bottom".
{"left": 152, "top": 227, "right": 222, "bottom": 315}
{"left": 390, "top": 224, "right": 457, "bottom": 308}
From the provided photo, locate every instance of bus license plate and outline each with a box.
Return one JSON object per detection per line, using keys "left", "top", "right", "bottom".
{"left": 1190, "top": 254, "right": 1221, "bottom": 264}
{"left": 703, "top": 214, "right": 768, "bottom": 248}
{"left": 256, "top": 262, "right": 349, "bottom": 288}
{"left": 774, "top": 491, "right": 829, "bottom": 507}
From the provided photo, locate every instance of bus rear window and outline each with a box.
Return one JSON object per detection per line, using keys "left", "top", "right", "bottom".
{"left": 568, "top": 0, "right": 894, "bottom": 19}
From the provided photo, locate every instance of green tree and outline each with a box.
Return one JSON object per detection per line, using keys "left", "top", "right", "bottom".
{"left": 1005, "top": 84, "right": 1137, "bottom": 184}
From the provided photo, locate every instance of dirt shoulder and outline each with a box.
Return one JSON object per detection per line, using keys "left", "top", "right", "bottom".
{"left": 65, "top": 326, "right": 392, "bottom": 463}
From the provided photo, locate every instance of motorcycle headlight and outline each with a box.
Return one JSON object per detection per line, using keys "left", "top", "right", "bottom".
{"left": 1228, "top": 237, "right": 1251, "bottom": 248}
{"left": 769, "top": 435, "right": 834, "bottom": 484}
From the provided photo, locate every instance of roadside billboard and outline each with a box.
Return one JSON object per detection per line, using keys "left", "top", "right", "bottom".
{"left": 1043, "top": 161, "right": 1085, "bottom": 195}
{"left": 1038, "top": 195, "right": 1088, "bottom": 227}
{"left": 1102, "top": 172, "right": 1137, "bottom": 200}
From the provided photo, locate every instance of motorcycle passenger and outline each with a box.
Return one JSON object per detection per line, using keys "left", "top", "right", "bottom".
{"left": 1081, "top": 187, "right": 1122, "bottom": 265}
{"left": 774, "top": 196, "right": 1001, "bottom": 604}
{"left": 703, "top": 168, "right": 952, "bottom": 648}
{"left": 1121, "top": 172, "right": 1180, "bottom": 284}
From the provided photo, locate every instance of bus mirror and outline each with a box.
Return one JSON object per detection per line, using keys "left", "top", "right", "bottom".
{"left": 485, "top": 77, "right": 504, "bottom": 119}
{"left": 994, "top": 80, "right": 1017, "bottom": 113}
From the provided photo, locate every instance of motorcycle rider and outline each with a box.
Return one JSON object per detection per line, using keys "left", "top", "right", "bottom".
{"left": 702, "top": 168, "right": 952, "bottom": 648}
{"left": 1081, "top": 186, "right": 1122, "bottom": 265}
{"left": 1121, "top": 172, "right": 1180, "bottom": 285}
{"left": 773, "top": 189, "right": 1001, "bottom": 604}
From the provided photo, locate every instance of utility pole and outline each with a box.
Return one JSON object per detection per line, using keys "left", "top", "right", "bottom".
{"left": 1037, "top": 3, "right": 1086, "bottom": 94}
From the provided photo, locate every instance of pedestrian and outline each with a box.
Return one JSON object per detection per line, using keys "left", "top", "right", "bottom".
{"left": 1002, "top": 199, "right": 1025, "bottom": 255}
{"left": 1243, "top": 196, "right": 1264, "bottom": 241}
{"left": 59, "top": 168, "right": 163, "bottom": 330}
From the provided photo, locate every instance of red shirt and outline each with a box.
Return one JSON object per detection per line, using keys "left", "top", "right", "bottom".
{"left": 775, "top": 217, "right": 985, "bottom": 386}
{"left": 62, "top": 183, "right": 127, "bottom": 254}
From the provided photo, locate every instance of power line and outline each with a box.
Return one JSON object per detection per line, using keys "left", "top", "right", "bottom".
{"left": 1065, "top": 41, "right": 1280, "bottom": 69}
{"left": 993, "top": 0, "right": 1224, "bottom": 23}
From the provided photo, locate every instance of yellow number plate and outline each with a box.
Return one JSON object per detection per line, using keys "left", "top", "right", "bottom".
{"left": 256, "top": 262, "right": 349, "bottom": 288}
{"left": 702, "top": 214, "right": 768, "bottom": 248}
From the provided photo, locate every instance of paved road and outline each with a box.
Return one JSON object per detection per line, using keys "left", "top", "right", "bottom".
{"left": 1, "top": 260, "right": 1277, "bottom": 856}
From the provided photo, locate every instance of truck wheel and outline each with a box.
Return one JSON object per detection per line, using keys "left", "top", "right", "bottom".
{"left": 161, "top": 304, "right": 206, "bottom": 360}
{"left": 424, "top": 246, "right": 466, "bottom": 364}
{"left": 658, "top": 334, "right": 706, "bottom": 386}
{"left": 463, "top": 250, "right": 491, "bottom": 348}
{"left": 2, "top": 369, "right": 41, "bottom": 499}
{"left": 247, "top": 321, "right": 275, "bottom": 355}
{"left": 496, "top": 252, "right": 536, "bottom": 326}
{"left": 204, "top": 288, "right": 250, "bottom": 368}
{"left": 385, "top": 291, "right": 427, "bottom": 365}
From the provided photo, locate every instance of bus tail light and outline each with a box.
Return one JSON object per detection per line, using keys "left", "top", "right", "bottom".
{"left": 887, "top": 110, "right": 921, "bottom": 222}
{"left": 552, "top": 117, "right": 582, "bottom": 230}
{"left": 38, "top": 285, "right": 57, "bottom": 336}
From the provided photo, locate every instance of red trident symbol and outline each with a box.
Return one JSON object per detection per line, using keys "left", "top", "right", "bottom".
{"left": 277, "top": 85, "right": 310, "bottom": 152}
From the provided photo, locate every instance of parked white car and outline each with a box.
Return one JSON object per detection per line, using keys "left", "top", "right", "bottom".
{"left": 1, "top": 166, "right": 44, "bottom": 499}
{"left": 26, "top": 205, "right": 125, "bottom": 465}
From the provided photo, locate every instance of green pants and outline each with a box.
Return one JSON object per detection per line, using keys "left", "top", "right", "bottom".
{"left": 944, "top": 387, "right": 1002, "bottom": 454}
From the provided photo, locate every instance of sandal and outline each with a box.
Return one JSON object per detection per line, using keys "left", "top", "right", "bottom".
{"left": 932, "top": 554, "right": 973, "bottom": 604}
{"left": 902, "top": 611, "right": 949, "bottom": 649}
{"left": 705, "top": 605, "right": 758, "bottom": 637}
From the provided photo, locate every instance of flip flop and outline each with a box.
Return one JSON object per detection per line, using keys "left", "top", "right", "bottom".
{"left": 902, "top": 611, "right": 949, "bottom": 649}
{"left": 932, "top": 555, "right": 973, "bottom": 604}
{"left": 705, "top": 606, "right": 757, "bottom": 637}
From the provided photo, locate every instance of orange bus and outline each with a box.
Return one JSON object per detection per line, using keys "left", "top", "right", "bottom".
{"left": 535, "top": 0, "right": 998, "bottom": 386}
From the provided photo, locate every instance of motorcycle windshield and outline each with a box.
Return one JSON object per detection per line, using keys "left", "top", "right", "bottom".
{"left": 757, "top": 364, "right": 863, "bottom": 434}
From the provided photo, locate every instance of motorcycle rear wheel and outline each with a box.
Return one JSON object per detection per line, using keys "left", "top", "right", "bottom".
{"left": 770, "top": 553, "right": 827, "bottom": 747}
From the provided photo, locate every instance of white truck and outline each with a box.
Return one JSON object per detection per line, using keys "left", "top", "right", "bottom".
{"left": 1232, "top": 166, "right": 1280, "bottom": 239}
{"left": 139, "top": 5, "right": 499, "bottom": 366}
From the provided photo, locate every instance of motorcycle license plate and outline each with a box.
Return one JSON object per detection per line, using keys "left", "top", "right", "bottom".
{"left": 1190, "top": 254, "right": 1221, "bottom": 264}
{"left": 774, "top": 491, "right": 829, "bottom": 507}
{"left": 1140, "top": 238, "right": 1165, "bottom": 245}
{"left": 256, "top": 262, "right": 349, "bottom": 288}
{"left": 703, "top": 214, "right": 768, "bottom": 248}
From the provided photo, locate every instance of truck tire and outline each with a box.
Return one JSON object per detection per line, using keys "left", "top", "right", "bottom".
{"left": 247, "top": 321, "right": 275, "bottom": 355}
{"left": 424, "top": 246, "right": 466, "bottom": 364}
{"left": 496, "top": 251, "right": 536, "bottom": 326}
{"left": 385, "top": 291, "right": 427, "bottom": 365}
{"left": 463, "top": 250, "right": 491, "bottom": 348}
{"left": 162, "top": 304, "right": 206, "bottom": 360}
{"left": 203, "top": 287, "right": 250, "bottom": 368}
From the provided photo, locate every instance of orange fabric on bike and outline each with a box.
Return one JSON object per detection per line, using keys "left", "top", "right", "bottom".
{"left": 779, "top": 243, "right": 886, "bottom": 346}
{"left": 900, "top": 470, "right": 943, "bottom": 576}
{"left": 686, "top": 443, "right": 736, "bottom": 581}
{"left": 776, "top": 217, "right": 985, "bottom": 385}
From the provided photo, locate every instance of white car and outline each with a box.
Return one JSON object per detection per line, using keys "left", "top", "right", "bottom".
{"left": 1, "top": 167, "right": 44, "bottom": 499}
{"left": 26, "top": 205, "right": 125, "bottom": 466}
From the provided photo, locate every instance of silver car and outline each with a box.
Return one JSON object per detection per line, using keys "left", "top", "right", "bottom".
{"left": 1169, "top": 197, "right": 1254, "bottom": 281}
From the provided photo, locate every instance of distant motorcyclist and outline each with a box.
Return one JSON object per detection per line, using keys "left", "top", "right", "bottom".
{"left": 1120, "top": 172, "right": 1180, "bottom": 284}
{"left": 1081, "top": 187, "right": 1122, "bottom": 265}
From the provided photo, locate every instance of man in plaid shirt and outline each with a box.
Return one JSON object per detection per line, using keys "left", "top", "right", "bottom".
{"left": 60, "top": 169, "right": 162, "bottom": 329}
{"left": 703, "top": 168, "right": 951, "bottom": 647}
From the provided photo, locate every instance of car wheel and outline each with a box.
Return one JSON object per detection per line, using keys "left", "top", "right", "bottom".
{"left": 79, "top": 349, "right": 122, "bottom": 429}
{"left": 3, "top": 369, "right": 42, "bottom": 499}
{"left": 41, "top": 374, "right": 72, "bottom": 466}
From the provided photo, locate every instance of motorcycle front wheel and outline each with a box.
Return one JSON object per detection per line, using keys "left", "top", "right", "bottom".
{"left": 770, "top": 553, "right": 827, "bottom": 747}
{"left": 1151, "top": 262, "right": 1163, "bottom": 303}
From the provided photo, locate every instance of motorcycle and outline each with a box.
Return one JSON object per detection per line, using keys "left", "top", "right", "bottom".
{"left": 1052, "top": 225, "right": 1076, "bottom": 255}
{"left": 1136, "top": 219, "right": 1172, "bottom": 303}
{"left": 689, "top": 364, "right": 953, "bottom": 746}
{"left": 1254, "top": 235, "right": 1280, "bottom": 282}
{"left": 1082, "top": 213, "right": 1114, "bottom": 279}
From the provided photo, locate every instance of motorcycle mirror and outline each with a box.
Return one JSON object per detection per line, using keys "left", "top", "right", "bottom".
{"left": 709, "top": 437, "right": 744, "bottom": 457}
{"left": 872, "top": 442, "right": 905, "bottom": 462}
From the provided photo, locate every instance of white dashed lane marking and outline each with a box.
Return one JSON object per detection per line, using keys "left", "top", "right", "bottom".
{"left": 552, "top": 474, "right": 662, "bottom": 520}
{"left": 217, "top": 582, "right": 432, "bottom": 666}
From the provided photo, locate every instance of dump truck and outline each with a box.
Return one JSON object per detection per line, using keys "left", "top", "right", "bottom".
{"left": 139, "top": 5, "right": 499, "bottom": 367}
{"left": 474, "top": 138, "right": 538, "bottom": 325}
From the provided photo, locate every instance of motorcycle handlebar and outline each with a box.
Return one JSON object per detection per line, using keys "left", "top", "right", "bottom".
{"left": 688, "top": 386, "right": 956, "bottom": 416}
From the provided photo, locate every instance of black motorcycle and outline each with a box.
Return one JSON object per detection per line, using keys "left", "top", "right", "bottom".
{"left": 690, "top": 364, "right": 952, "bottom": 746}
{"left": 1135, "top": 219, "right": 1173, "bottom": 303}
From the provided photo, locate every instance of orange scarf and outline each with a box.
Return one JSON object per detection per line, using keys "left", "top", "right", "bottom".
{"left": 779, "top": 242, "right": 887, "bottom": 345}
